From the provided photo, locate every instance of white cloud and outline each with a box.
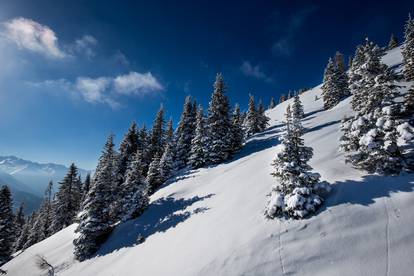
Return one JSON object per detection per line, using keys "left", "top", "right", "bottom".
{"left": 240, "top": 61, "right": 272, "bottom": 83}
{"left": 75, "top": 77, "right": 111, "bottom": 103}
{"left": 114, "top": 72, "right": 163, "bottom": 96}
{"left": 1, "top": 17, "right": 66, "bottom": 59}
{"left": 69, "top": 35, "right": 98, "bottom": 59}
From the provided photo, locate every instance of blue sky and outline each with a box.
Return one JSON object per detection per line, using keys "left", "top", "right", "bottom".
{"left": 0, "top": 0, "right": 412, "bottom": 169}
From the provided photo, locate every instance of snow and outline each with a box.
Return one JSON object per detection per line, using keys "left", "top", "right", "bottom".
{"left": 3, "top": 49, "right": 414, "bottom": 276}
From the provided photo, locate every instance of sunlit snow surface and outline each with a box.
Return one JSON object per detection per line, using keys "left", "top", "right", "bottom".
{"left": 3, "top": 49, "right": 414, "bottom": 276}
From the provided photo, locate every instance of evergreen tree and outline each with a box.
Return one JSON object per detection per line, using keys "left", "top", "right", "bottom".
{"left": 266, "top": 106, "right": 328, "bottom": 219}
{"left": 206, "top": 73, "right": 233, "bottom": 164}
{"left": 0, "top": 185, "right": 14, "bottom": 264}
{"left": 388, "top": 33, "right": 399, "bottom": 50}
{"left": 279, "top": 94, "right": 286, "bottom": 103}
{"left": 268, "top": 97, "right": 276, "bottom": 109}
{"left": 117, "top": 122, "right": 139, "bottom": 186}
{"left": 24, "top": 181, "right": 53, "bottom": 248}
{"left": 287, "top": 90, "right": 292, "bottom": 99}
{"left": 146, "top": 154, "right": 162, "bottom": 194}
{"left": 335, "top": 51, "right": 350, "bottom": 99}
{"left": 257, "top": 99, "right": 270, "bottom": 131}
{"left": 322, "top": 57, "right": 338, "bottom": 109}
{"left": 138, "top": 125, "right": 151, "bottom": 175}
{"left": 189, "top": 106, "right": 207, "bottom": 168}
{"left": 243, "top": 94, "right": 259, "bottom": 136}
{"left": 14, "top": 203, "right": 25, "bottom": 239}
{"left": 292, "top": 94, "right": 305, "bottom": 120}
{"left": 73, "top": 135, "right": 118, "bottom": 261}
{"left": 402, "top": 14, "right": 414, "bottom": 81}
{"left": 14, "top": 220, "right": 29, "bottom": 252}
{"left": 230, "top": 104, "right": 245, "bottom": 153}
{"left": 165, "top": 119, "right": 175, "bottom": 147}
{"left": 118, "top": 152, "right": 149, "bottom": 221}
{"left": 404, "top": 85, "right": 414, "bottom": 115}
{"left": 159, "top": 143, "right": 175, "bottom": 182}
{"left": 175, "top": 96, "right": 196, "bottom": 168}
{"left": 149, "top": 106, "right": 166, "bottom": 160}
{"left": 51, "top": 164, "right": 83, "bottom": 232}
{"left": 83, "top": 173, "right": 91, "bottom": 199}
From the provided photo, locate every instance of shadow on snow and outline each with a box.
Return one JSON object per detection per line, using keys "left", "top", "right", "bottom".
{"left": 97, "top": 193, "right": 214, "bottom": 257}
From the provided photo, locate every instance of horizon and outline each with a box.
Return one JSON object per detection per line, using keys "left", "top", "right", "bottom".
{"left": 0, "top": 0, "right": 412, "bottom": 170}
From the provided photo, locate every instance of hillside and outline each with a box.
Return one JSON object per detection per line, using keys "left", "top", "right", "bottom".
{"left": 2, "top": 47, "right": 414, "bottom": 276}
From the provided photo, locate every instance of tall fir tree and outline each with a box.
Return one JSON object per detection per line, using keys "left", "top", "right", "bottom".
{"left": 388, "top": 33, "right": 399, "bottom": 50}
{"left": 117, "top": 122, "right": 139, "bottom": 186}
{"left": 189, "top": 106, "right": 208, "bottom": 168}
{"left": 146, "top": 154, "right": 163, "bottom": 194}
{"left": 257, "top": 99, "right": 270, "bottom": 131}
{"left": 266, "top": 105, "right": 328, "bottom": 219}
{"left": 149, "top": 105, "right": 166, "bottom": 160}
{"left": 159, "top": 143, "right": 175, "bottom": 182}
{"left": 402, "top": 14, "right": 414, "bottom": 81}
{"left": 138, "top": 125, "right": 151, "bottom": 175}
{"left": 51, "top": 163, "right": 83, "bottom": 232}
{"left": 73, "top": 135, "right": 118, "bottom": 261}
{"left": 321, "top": 57, "right": 338, "bottom": 109}
{"left": 292, "top": 94, "right": 305, "bottom": 120}
{"left": 268, "top": 97, "right": 276, "bottom": 109}
{"left": 404, "top": 85, "right": 414, "bottom": 115}
{"left": 230, "top": 104, "right": 245, "bottom": 153}
{"left": 118, "top": 152, "right": 149, "bottom": 221}
{"left": 244, "top": 94, "right": 259, "bottom": 136}
{"left": 0, "top": 185, "right": 14, "bottom": 264}
{"left": 175, "top": 96, "right": 196, "bottom": 168}
{"left": 14, "top": 203, "right": 25, "bottom": 240}
{"left": 206, "top": 73, "right": 233, "bottom": 164}
{"left": 82, "top": 173, "right": 91, "bottom": 200}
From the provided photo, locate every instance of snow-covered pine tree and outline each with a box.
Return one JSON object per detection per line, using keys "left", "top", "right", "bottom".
{"left": 230, "top": 104, "right": 245, "bottom": 153}
{"left": 117, "top": 121, "right": 139, "bottom": 186}
{"left": 82, "top": 173, "right": 91, "bottom": 200}
{"left": 266, "top": 105, "right": 328, "bottom": 219}
{"left": 14, "top": 220, "right": 29, "bottom": 252}
{"left": 159, "top": 143, "right": 175, "bottom": 182}
{"left": 175, "top": 96, "right": 196, "bottom": 168}
{"left": 138, "top": 125, "right": 151, "bottom": 175}
{"left": 73, "top": 135, "right": 118, "bottom": 261}
{"left": 206, "top": 73, "right": 233, "bottom": 164}
{"left": 257, "top": 99, "right": 270, "bottom": 131}
{"left": 404, "top": 85, "right": 414, "bottom": 115}
{"left": 268, "top": 97, "right": 276, "bottom": 109}
{"left": 24, "top": 181, "right": 53, "bottom": 248}
{"left": 388, "top": 33, "right": 399, "bottom": 50}
{"left": 189, "top": 105, "right": 207, "bottom": 168}
{"left": 292, "top": 94, "right": 305, "bottom": 120}
{"left": 149, "top": 105, "right": 166, "bottom": 160}
{"left": 14, "top": 203, "right": 25, "bottom": 240}
{"left": 118, "top": 151, "right": 149, "bottom": 221}
{"left": 321, "top": 57, "right": 338, "bottom": 109}
{"left": 334, "top": 51, "right": 350, "bottom": 99}
{"left": 279, "top": 94, "right": 286, "bottom": 104}
{"left": 51, "top": 163, "right": 83, "bottom": 232}
{"left": 287, "top": 90, "right": 292, "bottom": 99}
{"left": 146, "top": 154, "right": 163, "bottom": 194}
{"left": 0, "top": 185, "right": 14, "bottom": 264}
{"left": 243, "top": 94, "right": 259, "bottom": 137}
{"left": 165, "top": 119, "right": 175, "bottom": 148}
{"left": 402, "top": 14, "right": 414, "bottom": 81}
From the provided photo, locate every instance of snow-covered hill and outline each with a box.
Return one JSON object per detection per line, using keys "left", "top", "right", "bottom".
{"left": 0, "top": 156, "right": 90, "bottom": 196}
{"left": 3, "top": 47, "right": 414, "bottom": 276}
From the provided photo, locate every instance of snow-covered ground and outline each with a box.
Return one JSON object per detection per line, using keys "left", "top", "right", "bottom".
{"left": 3, "top": 49, "right": 414, "bottom": 276}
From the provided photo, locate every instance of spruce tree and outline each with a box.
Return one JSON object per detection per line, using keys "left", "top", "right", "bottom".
{"left": 146, "top": 154, "right": 162, "bottom": 194}
{"left": 279, "top": 94, "right": 286, "bottom": 103}
{"left": 189, "top": 106, "right": 207, "bottom": 168}
{"left": 266, "top": 106, "right": 328, "bottom": 219}
{"left": 335, "top": 51, "right": 350, "bottom": 99}
{"left": 165, "top": 119, "right": 175, "bottom": 147}
{"left": 0, "top": 185, "right": 14, "bottom": 264}
{"left": 230, "top": 104, "right": 245, "bottom": 153}
{"left": 402, "top": 14, "right": 414, "bottom": 81}
{"left": 175, "top": 96, "right": 196, "bottom": 168}
{"left": 149, "top": 105, "right": 166, "bottom": 160}
{"left": 268, "top": 97, "right": 276, "bottom": 109}
{"left": 117, "top": 121, "right": 139, "bottom": 186}
{"left": 159, "top": 143, "right": 175, "bottom": 182}
{"left": 292, "top": 94, "right": 304, "bottom": 120}
{"left": 257, "top": 99, "right": 270, "bottom": 131}
{"left": 404, "top": 85, "right": 414, "bottom": 115}
{"left": 244, "top": 94, "right": 259, "bottom": 136}
{"left": 51, "top": 164, "right": 83, "bottom": 232}
{"left": 14, "top": 203, "right": 25, "bottom": 239}
{"left": 73, "top": 135, "right": 118, "bottom": 261}
{"left": 206, "top": 73, "right": 232, "bottom": 163}
{"left": 83, "top": 173, "right": 91, "bottom": 200}
{"left": 388, "top": 33, "right": 399, "bottom": 50}
{"left": 138, "top": 125, "right": 151, "bottom": 175}
{"left": 118, "top": 152, "right": 149, "bottom": 221}
{"left": 322, "top": 57, "right": 338, "bottom": 109}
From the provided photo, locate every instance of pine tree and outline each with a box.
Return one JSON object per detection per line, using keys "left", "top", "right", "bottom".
{"left": 51, "top": 164, "right": 83, "bottom": 232}
{"left": 230, "top": 104, "right": 245, "bottom": 153}
{"left": 14, "top": 203, "right": 25, "bottom": 239}
{"left": 117, "top": 122, "right": 139, "bottom": 186}
{"left": 292, "top": 94, "right": 305, "bottom": 120}
{"left": 0, "top": 185, "right": 14, "bottom": 264}
{"left": 268, "top": 97, "right": 276, "bottom": 109}
{"left": 322, "top": 57, "right": 338, "bottom": 109}
{"left": 257, "top": 99, "right": 270, "bottom": 131}
{"left": 402, "top": 14, "right": 414, "bottom": 81}
{"left": 334, "top": 51, "right": 350, "bottom": 99}
{"left": 138, "top": 125, "right": 151, "bottom": 175}
{"left": 244, "top": 94, "right": 259, "bottom": 136}
{"left": 14, "top": 220, "right": 29, "bottom": 252}
{"left": 118, "top": 152, "right": 149, "bottom": 221}
{"left": 159, "top": 143, "right": 175, "bottom": 182}
{"left": 146, "top": 154, "right": 162, "bottom": 194}
{"left": 206, "top": 73, "right": 233, "bottom": 164}
{"left": 83, "top": 173, "right": 91, "bottom": 199}
{"left": 175, "top": 96, "right": 196, "bottom": 168}
{"left": 189, "top": 106, "right": 207, "bottom": 168}
{"left": 73, "top": 135, "right": 118, "bottom": 261}
{"left": 149, "top": 105, "right": 166, "bottom": 160}
{"left": 266, "top": 106, "right": 328, "bottom": 219}
{"left": 24, "top": 181, "right": 53, "bottom": 248}
{"left": 279, "top": 94, "right": 286, "bottom": 103}
{"left": 404, "top": 85, "right": 414, "bottom": 115}
{"left": 165, "top": 119, "right": 175, "bottom": 147}
{"left": 388, "top": 33, "right": 399, "bottom": 50}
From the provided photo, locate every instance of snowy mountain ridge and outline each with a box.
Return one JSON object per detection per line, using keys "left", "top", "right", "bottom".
{"left": 2, "top": 47, "right": 414, "bottom": 276}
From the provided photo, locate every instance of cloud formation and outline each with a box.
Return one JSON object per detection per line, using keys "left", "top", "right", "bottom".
{"left": 240, "top": 61, "right": 272, "bottom": 83}
{"left": 271, "top": 6, "right": 317, "bottom": 57}
{"left": 69, "top": 35, "right": 98, "bottom": 59}
{"left": 31, "top": 71, "right": 163, "bottom": 108}
{"left": 1, "top": 17, "right": 66, "bottom": 59}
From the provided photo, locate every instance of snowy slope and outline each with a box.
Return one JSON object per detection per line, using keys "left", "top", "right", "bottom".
{"left": 3, "top": 49, "right": 414, "bottom": 276}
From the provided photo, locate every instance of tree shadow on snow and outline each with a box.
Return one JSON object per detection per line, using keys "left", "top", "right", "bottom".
{"left": 318, "top": 173, "right": 414, "bottom": 214}
{"left": 305, "top": 119, "right": 341, "bottom": 134}
{"left": 97, "top": 193, "right": 214, "bottom": 256}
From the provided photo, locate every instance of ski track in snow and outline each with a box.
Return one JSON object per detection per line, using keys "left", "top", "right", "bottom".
{"left": 278, "top": 220, "right": 286, "bottom": 276}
